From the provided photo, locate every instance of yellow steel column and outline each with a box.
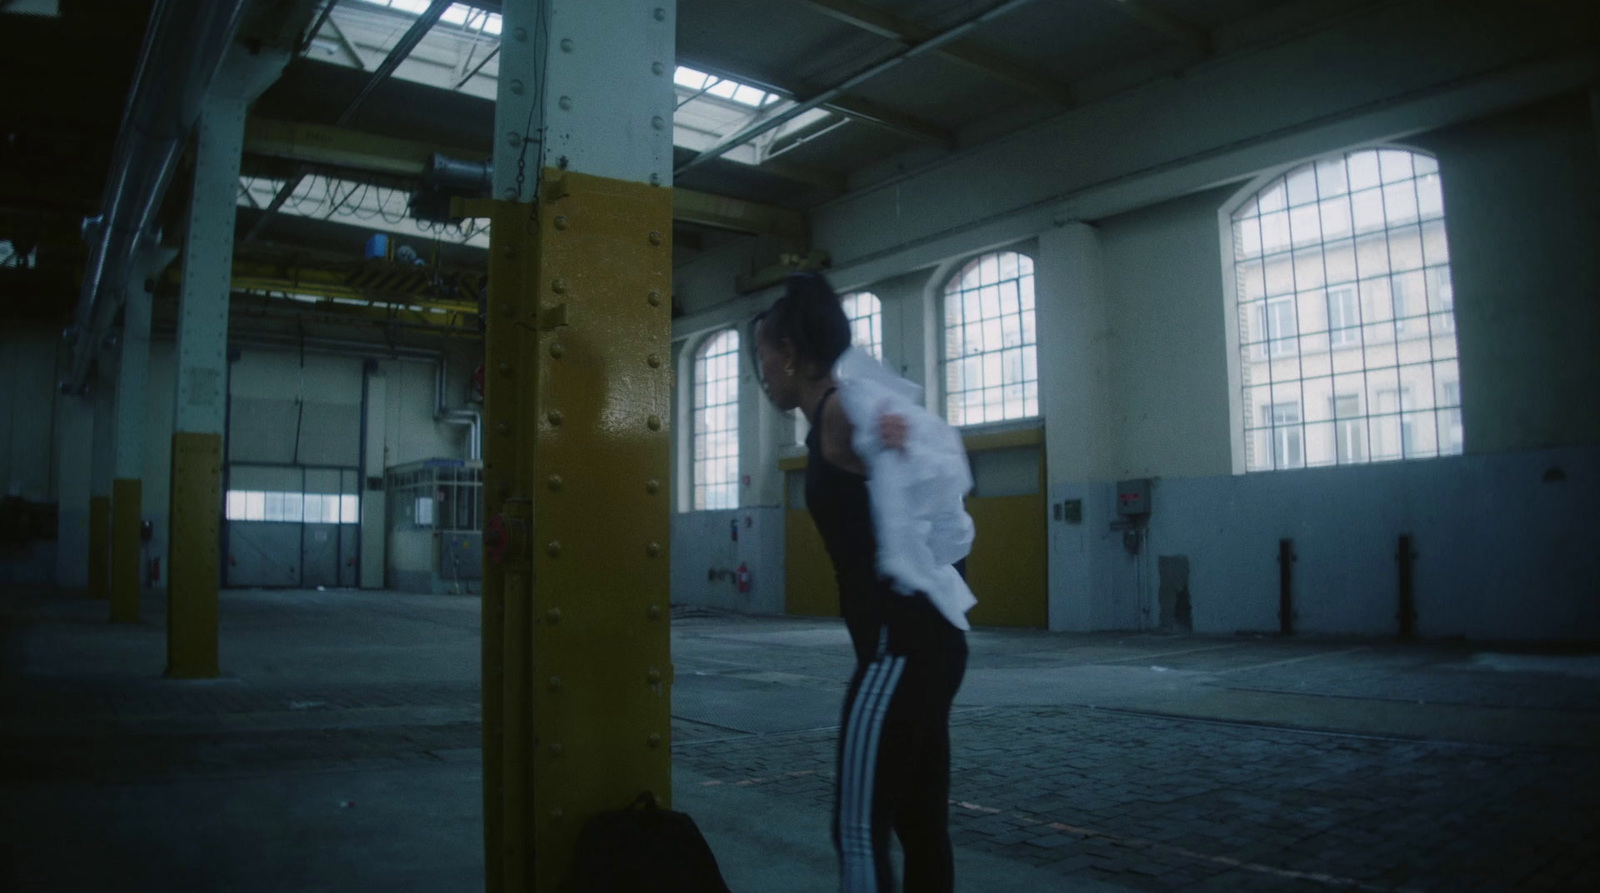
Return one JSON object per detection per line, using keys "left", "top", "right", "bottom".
{"left": 110, "top": 478, "right": 142, "bottom": 623}
{"left": 167, "top": 433, "right": 222, "bottom": 677}
{"left": 88, "top": 495, "right": 110, "bottom": 601}
{"left": 486, "top": 4, "right": 676, "bottom": 889}
{"left": 484, "top": 170, "right": 675, "bottom": 893}
{"left": 481, "top": 199, "right": 524, "bottom": 893}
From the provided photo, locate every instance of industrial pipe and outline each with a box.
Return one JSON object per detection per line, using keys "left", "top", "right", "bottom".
{"left": 435, "top": 354, "right": 482, "bottom": 462}
{"left": 1397, "top": 534, "right": 1417, "bottom": 639}
{"left": 1278, "top": 538, "right": 1295, "bottom": 635}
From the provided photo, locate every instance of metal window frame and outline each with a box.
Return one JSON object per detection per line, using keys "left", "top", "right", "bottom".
{"left": 1230, "top": 148, "right": 1464, "bottom": 473}
{"left": 940, "top": 251, "right": 1040, "bottom": 427}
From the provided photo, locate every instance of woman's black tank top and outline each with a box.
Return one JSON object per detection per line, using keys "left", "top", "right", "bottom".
{"left": 804, "top": 389, "right": 878, "bottom": 578}
{"left": 805, "top": 388, "right": 961, "bottom": 665}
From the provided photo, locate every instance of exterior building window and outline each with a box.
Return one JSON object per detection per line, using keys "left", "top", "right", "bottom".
{"left": 942, "top": 251, "right": 1038, "bottom": 426}
{"left": 1269, "top": 402, "right": 1304, "bottom": 469}
{"left": 1230, "top": 148, "right": 1464, "bottom": 471}
{"left": 842, "top": 291, "right": 883, "bottom": 360}
{"left": 1327, "top": 286, "right": 1360, "bottom": 347}
{"left": 1259, "top": 297, "right": 1298, "bottom": 357}
{"left": 1334, "top": 394, "right": 1365, "bottom": 464}
{"left": 694, "top": 330, "right": 740, "bottom": 510}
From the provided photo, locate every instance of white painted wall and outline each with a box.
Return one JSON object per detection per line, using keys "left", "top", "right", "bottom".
{"left": 667, "top": 29, "right": 1600, "bottom": 636}
{"left": 1038, "top": 95, "right": 1600, "bottom": 635}
{"left": 1098, "top": 185, "right": 1239, "bottom": 481}
{"left": 1413, "top": 96, "right": 1600, "bottom": 456}
{"left": 382, "top": 356, "right": 470, "bottom": 468}
{"left": 670, "top": 506, "right": 784, "bottom": 615}
{"left": 1142, "top": 447, "right": 1599, "bottom": 640}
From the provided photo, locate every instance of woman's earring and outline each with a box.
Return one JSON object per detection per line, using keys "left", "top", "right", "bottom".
{"left": 784, "top": 362, "right": 795, "bottom": 377}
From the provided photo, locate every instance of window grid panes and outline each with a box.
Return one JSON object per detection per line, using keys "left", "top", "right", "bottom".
{"left": 1232, "top": 149, "right": 1463, "bottom": 472}
{"left": 694, "top": 330, "right": 740, "bottom": 510}
{"left": 942, "top": 252, "right": 1038, "bottom": 426}
{"left": 225, "top": 491, "right": 359, "bottom": 524}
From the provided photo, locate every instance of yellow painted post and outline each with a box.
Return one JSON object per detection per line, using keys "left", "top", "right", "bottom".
{"left": 88, "top": 495, "right": 110, "bottom": 601}
{"left": 110, "top": 478, "right": 142, "bottom": 623}
{"left": 486, "top": 3, "right": 676, "bottom": 889}
{"left": 542, "top": 169, "right": 675, "bottom": 892}
{"left": 481, "top": 173, "right": 675, "bottom": 891}
{"left": 480, "top": 198, "right": 529, "bottom": 893}
{"left": 167, "top": 433, "right": 222, "bottom": 678}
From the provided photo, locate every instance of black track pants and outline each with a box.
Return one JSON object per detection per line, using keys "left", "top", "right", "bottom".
{"left": 833, "top": 594, "right": 968, "bottom": 893}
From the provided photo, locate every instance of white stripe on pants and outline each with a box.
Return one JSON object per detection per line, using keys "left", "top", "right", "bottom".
{"left": 840, "top": 654, "right": 907, "bottom": 893}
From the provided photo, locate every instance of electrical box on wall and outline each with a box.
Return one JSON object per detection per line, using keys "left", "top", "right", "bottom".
{"left": 1117, "top": 479, "right": 1151, "bottom": 517}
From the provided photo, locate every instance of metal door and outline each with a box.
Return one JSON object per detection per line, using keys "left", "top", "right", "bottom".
{"left": 302, "top": 523, "right": 341, "bottom": 588}
{"left": 227, "top": 522, "right": 302, "bottom": 587}
{"left": 301, "top": 467, "right": 344, "bottom": 588}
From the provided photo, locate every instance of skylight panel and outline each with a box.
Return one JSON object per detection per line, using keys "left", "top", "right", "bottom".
{"left": 732, "top": 85, "right": 767, "bottom": 106}
{"left": 675, "top": 66, "right": 712, "bottom": 90}
{"left": 674, "top": 65, "right": 775, "bottom": 108}
{"left": 348, "top": 1, "right": 498, "bottom": 35}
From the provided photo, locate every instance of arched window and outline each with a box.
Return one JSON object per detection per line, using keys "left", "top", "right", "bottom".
{"left": 841, "top": 291, "right": 883, "bottom": 360}
{"left": 942, "top": 251, "right": 1037, "bottom": 425}
{"left": 1229, "top": 148, "right": 1462, "bottom": 472}
{"left": 693, "top": 330, "right": 740, "bottom": 510}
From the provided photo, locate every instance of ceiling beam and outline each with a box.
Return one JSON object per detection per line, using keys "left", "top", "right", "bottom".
{"left": 245, "top": 117, "right": 484, "bottom": 177}
{"left": 679, "top": 56, "right": 956, "bottom": 150}
{"left": 672, "top": 190, "right": 806, "bottom": 240}
{"left": 676, "top": 0, "right": 1047, "bottom": 176}
{"left": 794, "top": 0, "right": 1074, "bottom": 106}
{"left": 1089, "top": 0, "right": 1211, "bottom": 55}
{"left": 242, "top": 117, "right": 810, "bottom": 239}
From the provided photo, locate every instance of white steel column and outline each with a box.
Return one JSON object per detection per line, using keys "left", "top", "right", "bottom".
{"left": 167, "top": 49, "right": 285, "bottom": 677}
{"left": 1037, "top": 222, "right": 1115, "bottom": 632}
{"left": 109, "top": 247, "right": 177, "bottom": 622}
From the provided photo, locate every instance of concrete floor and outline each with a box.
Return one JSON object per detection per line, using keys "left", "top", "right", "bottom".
{"left": 2, "top": 587, "right": 1597, "bottom": 892}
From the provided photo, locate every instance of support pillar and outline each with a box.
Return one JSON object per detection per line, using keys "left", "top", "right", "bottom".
{"left": 167, "top": 50, "right": 285, "bottom": 677}
{"left": 88, "top": 369, "right": 115, "bottom": 601}
{"left": 110, "top": 249, "right": 175, "bottom": 623}
{"left": 1037, "top": 222, "right": 1114, "bottom": 631}
{"left": 55, "top": 389, "right": 94, "bottom": 591}
{"left": 483, "top": 3, "right": 676, "bottom": 890}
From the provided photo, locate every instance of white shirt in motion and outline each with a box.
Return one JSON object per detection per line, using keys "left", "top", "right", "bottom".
{"left": 831, "top": 347, "right": 978, "bottom": 630}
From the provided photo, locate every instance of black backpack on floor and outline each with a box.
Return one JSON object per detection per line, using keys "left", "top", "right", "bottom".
{"left": 574, "top": 792, "right": 732, "bottom": 893}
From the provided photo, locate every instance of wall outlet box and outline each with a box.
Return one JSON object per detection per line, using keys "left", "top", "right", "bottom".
{"left": 1117, "top": 479, "right": 1151, "bottom": 516}
{"left": 1058, "top": 499, "right": 1083, "bottom": 523}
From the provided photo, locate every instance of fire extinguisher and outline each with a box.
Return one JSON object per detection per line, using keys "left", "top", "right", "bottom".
{"left": 736, "top": 562, "right": 752, "bottom": 594}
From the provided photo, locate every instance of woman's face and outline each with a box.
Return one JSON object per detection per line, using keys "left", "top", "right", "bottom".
{"left": 754, "top": 322, "right": 801, "bottom": 412}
